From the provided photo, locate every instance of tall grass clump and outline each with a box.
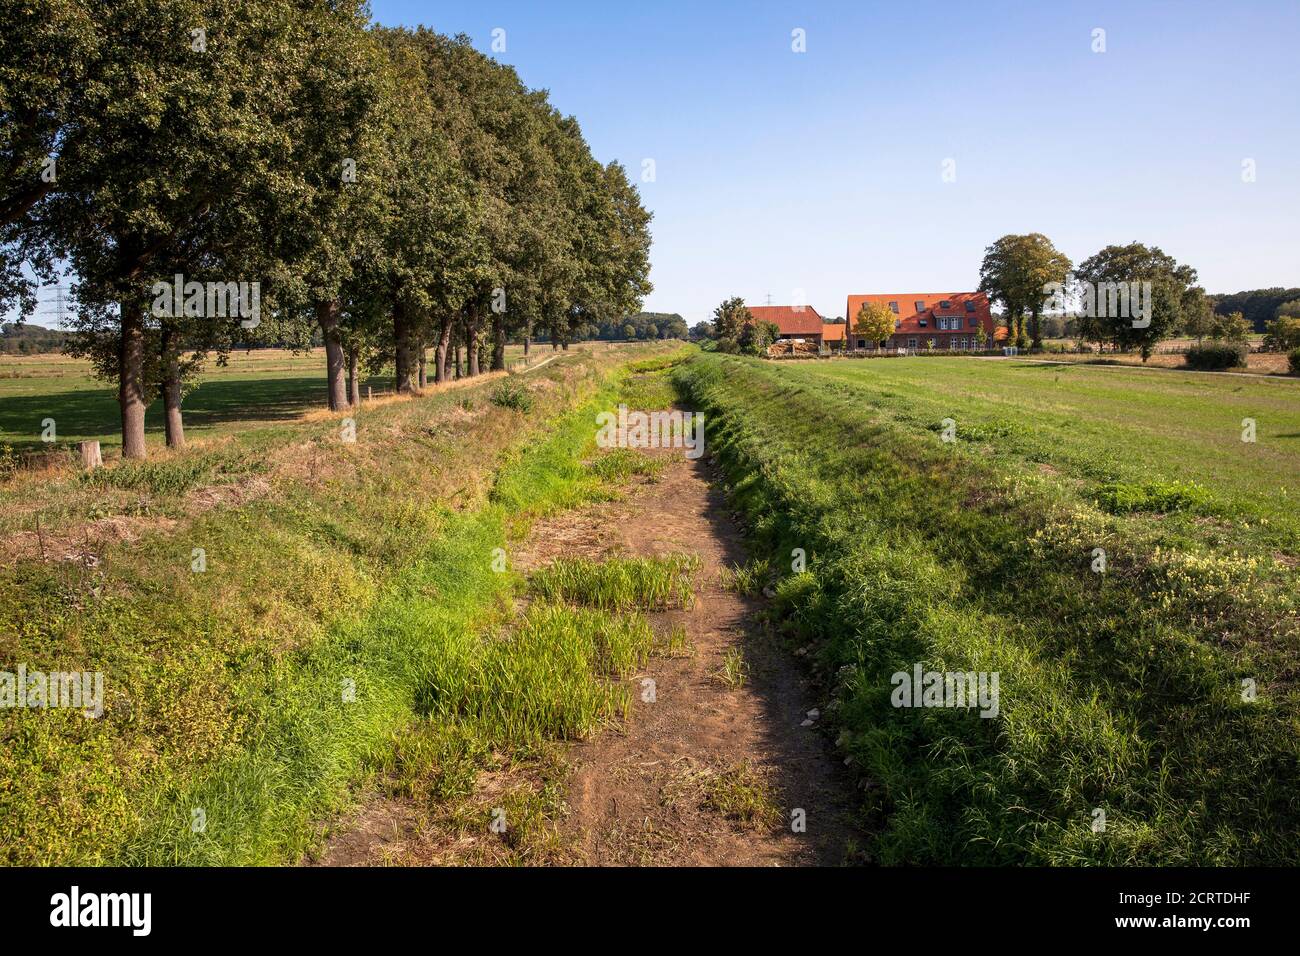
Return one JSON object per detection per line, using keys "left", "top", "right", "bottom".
{"left": 432, "top": 603, "right": 655, "bottom": 746}
{"left": 528, "top": 554, "right": 699, "bottom": 610}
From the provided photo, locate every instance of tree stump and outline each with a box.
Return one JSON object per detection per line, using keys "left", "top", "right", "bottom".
{"left": 79, "top": 440, "right": 102, "bottom": 471}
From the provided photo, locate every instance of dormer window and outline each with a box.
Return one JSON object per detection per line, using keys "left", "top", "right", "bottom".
{"left": 965, "top": 301, "right": 976, "bottom": 312}
{"left": 914, "top": 300, "right": 925, "bottom": 313}
{"left": 940, "top": 300, "right": 951, "bottom": 309}
{"left": 888, "top": 301, "right": 899, "bottom": 313}
{"left": 919, "top": 318, "right": 928, "bottom": 327}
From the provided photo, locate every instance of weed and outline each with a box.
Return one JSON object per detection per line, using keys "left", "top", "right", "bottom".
{"left": 721, "top": 558, "right": 769, "bottom": 597}
{"left": 700, "top": 761, "right": 779, "bottom": 829}
{"left": 528, "top": 554, "right": 699, "bottom": 611}
{"left": 491, "top": 378, "right": 535, "bottom": 413}
{"left": 717, "top": 648, "right": 748, "bottom": 687}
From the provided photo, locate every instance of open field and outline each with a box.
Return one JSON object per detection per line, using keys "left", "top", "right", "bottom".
{"left": 0, "top": 346, "right": 532, "bottom": 455}
{"left": 672, "top": 353, "right": 1300, "bottom": 864}
{"left": 801, "top": 356, "right": 1300, "bottom": 555}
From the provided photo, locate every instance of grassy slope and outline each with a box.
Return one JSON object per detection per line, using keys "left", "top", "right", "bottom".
{"left": 0, "top": 343, "right": 675, "bottom": 864}
{"left": 674, "top": 353, "right": 1300, "bottom": 865}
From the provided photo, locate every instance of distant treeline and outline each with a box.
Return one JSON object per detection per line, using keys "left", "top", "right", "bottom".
{"left": 1210, "top": 288, "right": 1300, "bottom": 332}
{"left": 0, "top": 322, "right": 69, "bottom": 354}
{"left": 582, "top": 312, "right": 688, "bottom": 341}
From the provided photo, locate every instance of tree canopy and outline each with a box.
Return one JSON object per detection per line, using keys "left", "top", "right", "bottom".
{"left": 3, "top": 3, "right": 653, "bottom": 456}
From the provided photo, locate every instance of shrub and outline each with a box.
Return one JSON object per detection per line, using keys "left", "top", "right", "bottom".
{"left": 1183, "top": 342, "right": 1247, "bottom": 371}
{"left": 1289, "top": 348, "right": 1300, "bottom": 375}
{"left": 1093, "top": 478, "right": 1216, "bottom": 515}
{"left": 490, "top": 378, "right": 534, "bottom": 413}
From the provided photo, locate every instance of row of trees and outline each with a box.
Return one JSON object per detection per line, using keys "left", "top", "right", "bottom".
{"left": 1, "top": 2, "right": 652, "bottom": 457}
{"left": 586, "top": 311, "right": 687, "bottom": 341}
{"left": 1211, "top": 287, "right": 1300, "bottom": 332}
{"left": 978, "top": 234, "right": 1210, "bottom": 359}
{"left": 0, "top": 322, "right": 68, "bottom": 354}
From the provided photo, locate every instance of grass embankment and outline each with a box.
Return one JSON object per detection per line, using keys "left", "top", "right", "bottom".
{"left": 673, "top": 353, "right": 1300, "bottom": 865}
{"left": 0, "top": 342, "right": 682, "bottom": 864}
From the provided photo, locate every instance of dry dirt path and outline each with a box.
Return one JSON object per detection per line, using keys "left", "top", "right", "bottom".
{"left": 512, "top": 449, "right": 860, "bottom": 866}
{"left": 313, "top": 444, "right": 861, "bottom": 867}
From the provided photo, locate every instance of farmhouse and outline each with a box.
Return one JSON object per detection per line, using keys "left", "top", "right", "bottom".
{"left": 820, "top": 321, "right": 846, "bottom": 351}
{"left": 844, "top": 292, "right": 1003, "bottom": 350}
{"left": 747, "top": 304, "right": 825, "bottom": 347}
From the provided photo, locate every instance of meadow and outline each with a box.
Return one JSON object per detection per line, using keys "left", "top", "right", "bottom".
{"left": 0, "top": 346, "right": 530, "bottom": 455}
{"left": 673, "top": 352, "right": 1299, "bottom": 864}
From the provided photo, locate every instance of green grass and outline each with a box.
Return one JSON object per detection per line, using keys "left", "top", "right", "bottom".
{"left": 528, "top": 554, "right": 699, "bottom": 611}
{"left": 788, "top": 356, "right": 1300, "bottom": 554}
{"left": 585, "top": 447, "right": 666, "bottom": 483}
{"left": 674, "top": 352, "right": 1300, "bottom": 865}
{"left": 721, "top": 558, "right": 771, "bottom": 597}
{"left": 0, "top": 342, "right": 676, "bottom": 865}
{"left": 717, "top": 648, "right": 748, "bottom": 688}
{"left": 0, "top": 346, "right": 532, "bottom": 454}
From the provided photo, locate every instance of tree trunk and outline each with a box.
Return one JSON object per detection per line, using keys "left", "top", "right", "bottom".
{"left": 524, "top": 330, "right": 531, "bottom": 357}
{"left": 418, "top": 350, "right": 427, "bottom": 389}
{"left": 453, "top": 339, "right": 460, "bottom": 379}
{"left": 160, "top": 322, "right": 185, "bottom": 449}
{"left": 1030, "top": 310, "right": 1042, "bottom": 351}
{"left": 118, "top": 299, "right": 148, "bottom": 459}
{"left": 466, "top": 306, "right": 480, "bottom": 377}
{"left": 435, "top": 317, "right": 452, "bottom": 383}
{"left": 491, "top": 312, "right": 506, "bottom": 370}
{"left": 79, "top": 440, "right": 102, "bottom": 470}
{"left": 394, "top": 298, "right": 417, "bottom": 393}
{"left": 347, "top": 345, "right": 361, "bottom": 406}
{"left": 316, "top": 299, "right": 348, "bottom": 411}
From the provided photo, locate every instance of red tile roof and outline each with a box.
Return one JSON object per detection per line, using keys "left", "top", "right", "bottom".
{"left": 746, "top": 304, "right": 824, "bottom": 336}
{"left": 821, "top": 322, "right": 846, "bottom": 342}
{"left": 844, "top": 291, "right": 1005, "bottom": 340}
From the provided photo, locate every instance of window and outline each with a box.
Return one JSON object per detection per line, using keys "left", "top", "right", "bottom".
{"left": 919, "top": 318, "right": 927, "bottom": 327}
{"left": 907, "top": 337, "right": 917, "bottom": 349}
{"left": 894, "top": 319, "right": 901, "bottom": 329}
{"left": 888, "top": 301, "right": 898, "bottom": 313}
{"left": 940, "top": 300, "right": 951, "bottom": 309}
{"left": 968, "top": 316, "right": 978, "bottom": 327}
{"left": 914, "top": 300, "right": 925, "bottom": 313}
{"left": 856, "top": 339, "right": 866, "bottom": 349}
{"left": 965, "top": 301, "right": 976, "bottom": 312}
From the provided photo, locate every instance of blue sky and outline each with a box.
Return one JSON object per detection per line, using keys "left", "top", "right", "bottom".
{"left": 372, "top": 0, "right": 1300, "bottom": 323}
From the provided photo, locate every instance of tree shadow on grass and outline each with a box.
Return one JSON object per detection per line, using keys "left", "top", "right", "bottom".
{"left": 0, "top": 374, "right": 391, "bottom": 450}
